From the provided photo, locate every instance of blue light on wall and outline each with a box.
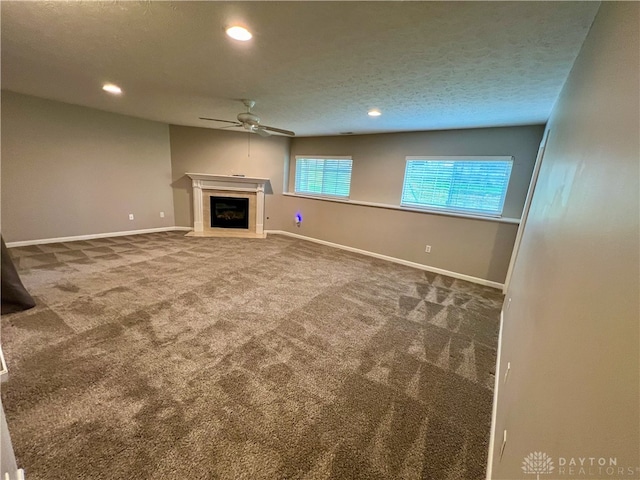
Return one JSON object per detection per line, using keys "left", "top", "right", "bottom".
{"left": 295, "top": 213, "right": 302, "bottom": 226}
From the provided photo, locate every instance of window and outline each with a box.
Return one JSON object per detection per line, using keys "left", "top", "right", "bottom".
{"left": 401, "top": 156, "right": 514, "bottom": 216}
{"left": 294, "top": 156, "right": 353, "bottom": 198}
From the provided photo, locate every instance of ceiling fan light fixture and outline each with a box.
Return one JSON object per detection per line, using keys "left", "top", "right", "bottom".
{"left": 226, "top": 26, "right": 252, "bottom": 41}
{"left": 102, "top": 83, "right": 122, "bottom": 95}
{"left": 368, "top": 109, "right": 382, "bottom": 117}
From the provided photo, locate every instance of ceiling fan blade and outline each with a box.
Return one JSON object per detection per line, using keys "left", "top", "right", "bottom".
{"left": 254, "top": 127, "right": 271, "bottom": 138}
{"left": 199, "top": 117, "right": 240, "bottom": 125}
{"left": 262, "top": 125, "right": 296, "bottom": 137}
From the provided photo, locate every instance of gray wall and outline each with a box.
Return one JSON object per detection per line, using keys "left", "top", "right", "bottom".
{"left": 490, "top": 2, "right": 639, "bottom": 478}
{"left": 282, "top": 126, "right": 544, "bottom": 284}
{"left": 287, "top": 127, "right": 543, "bottom": 219}
{"left": 1, "top": 91, "right": 175, "bottom": 242}
{"left": 2, "top": 95, "right": 542, "bottom": 284}
{"left": 169, "top": 125, "right": 290, "bottom": 231}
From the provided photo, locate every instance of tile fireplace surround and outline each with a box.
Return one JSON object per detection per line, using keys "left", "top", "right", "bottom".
{"left": 185, "top": 173, "right": 268, "bottom": 238}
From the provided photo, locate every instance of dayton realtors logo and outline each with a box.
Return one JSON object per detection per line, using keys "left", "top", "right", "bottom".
{"left": 522, "top": 452, "right": 555, "bottom": 479}
{"left": 522, "top": 452, "right": 640, "bottom": 478}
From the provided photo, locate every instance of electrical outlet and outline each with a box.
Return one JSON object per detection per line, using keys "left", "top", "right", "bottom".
{"left": 160, "top": 211, "right": 165, "bottom": 218}
{"left": 425, "top": 245, "right": 431, "bottom": 253}
{"left": 128, "top": 214, "right": 134, "bottom": 220}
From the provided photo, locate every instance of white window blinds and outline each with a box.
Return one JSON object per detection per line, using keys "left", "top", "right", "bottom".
{"left": 401, "top": 157, "right": 514, "bottom": 216}
{"left": 294, "top": 157, "right": 353, "bottom": 198}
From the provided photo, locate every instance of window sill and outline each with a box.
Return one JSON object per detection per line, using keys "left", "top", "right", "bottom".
{"left": 282, "top": 192, "right": 520, "bottom": 224}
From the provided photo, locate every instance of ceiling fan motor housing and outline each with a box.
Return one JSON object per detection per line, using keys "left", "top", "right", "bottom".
{"left": 237, "top": 112, "right": 260, "bottom": 126}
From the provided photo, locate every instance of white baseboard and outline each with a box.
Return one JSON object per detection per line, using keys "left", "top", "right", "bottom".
{"left": 5, "top": 226, "right": 193, "bottom": 248}
{"left": 485, "top": 309, "right": 506, "bottom": 479}
{"left": 265, "top": 230, "right": 504, "bottom": 289}
{"left": 9, "top": 227, "right": 502, "bottom": 289}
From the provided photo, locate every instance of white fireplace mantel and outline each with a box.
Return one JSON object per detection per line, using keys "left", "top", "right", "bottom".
{"left": 186, "top": 173, "right": 268, "bottom": 235}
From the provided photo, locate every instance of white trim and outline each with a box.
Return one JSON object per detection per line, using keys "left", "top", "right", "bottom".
{"left": 0, "top": 345, "right": 8, "bottom": 382}
{"left": 256, "top": 186, "right": 265, "bottom": 235}
{"left": 486, "top": 308, "right": 507, "bottom": 479}
{"left": 185, "top": 173, "right": 269, "bottom": 184}
{"left": 265, "top": 230, "right": 503, "bottom": 289}
{"left": 201, "top": 185, "right": 261, "bottom": 193}
{"left": 282, "top": 192, "right": 520, "bottom": 225}
{"left": 8, "top": 225, "right": 503, "bottom": 288}
{"left": 406, "top": 155, "right": 514, "bottom": 162}
{"left": 5, "top": 226, "right": 192, "bottom": 248}
{"left": 294, "top": 155, "right": 352, "bottom": 160}
{"left": 186, "top": 173, "right": 267, "bottom": 235}
{"left": 503, "top": 129, "right": 549, "bottom": 293}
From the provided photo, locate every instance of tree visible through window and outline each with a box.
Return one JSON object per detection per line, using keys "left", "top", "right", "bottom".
{"left": 294, "top": 157, "right": 353, "bottom": 198}
{"left": 401, "top": 156, "right": 513, "bottom": 216}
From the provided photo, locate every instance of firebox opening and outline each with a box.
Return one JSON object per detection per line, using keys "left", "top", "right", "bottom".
{"left": 210, "top": 196, "right": 249, "bottom": 229}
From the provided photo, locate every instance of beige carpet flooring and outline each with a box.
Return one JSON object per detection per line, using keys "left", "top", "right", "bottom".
{"left": 1, "top": 231, "right": 503, "bottom": 479}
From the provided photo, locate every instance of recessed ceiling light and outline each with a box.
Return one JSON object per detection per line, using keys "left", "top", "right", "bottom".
{"left": 368, "top": 109, "right": 382, "bottom": 117}
{"left": 102, "top": 83, "right": 122, "bottom": 95}
{"left": 226, "top": 26, "right": 252, "bottom": 41}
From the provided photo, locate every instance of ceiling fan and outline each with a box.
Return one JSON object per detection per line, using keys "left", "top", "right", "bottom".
{"left": 200, "top": 99, "right": 295, "bottom": 137}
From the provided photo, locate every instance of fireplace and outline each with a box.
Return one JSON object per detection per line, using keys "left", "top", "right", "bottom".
{"left": 185, "top": 173, "right": 268, "bottom": 238}
{"left": 210, "top": 196, "right": 249, "bottom": 229}
{"left": 185, "top": 174, "right": 269, "bottom": 238}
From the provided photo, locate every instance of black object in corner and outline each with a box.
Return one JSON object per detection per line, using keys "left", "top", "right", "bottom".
{"left": 1, "top": 236, "right": 35, "bottom": 314}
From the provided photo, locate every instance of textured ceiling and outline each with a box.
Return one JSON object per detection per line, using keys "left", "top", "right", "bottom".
{"left": 1, "top": 1, "right": 600, "bottom": 137}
